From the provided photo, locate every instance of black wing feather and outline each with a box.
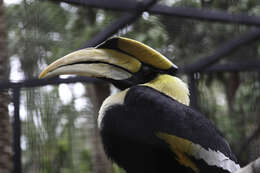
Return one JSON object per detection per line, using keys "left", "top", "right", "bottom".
{"left": 123, "top": 86, "right": 237, "bottom": 162}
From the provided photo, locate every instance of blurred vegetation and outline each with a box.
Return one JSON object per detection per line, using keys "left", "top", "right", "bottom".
{"left": 5, "top": 0, "right": 260, "bottom": 172}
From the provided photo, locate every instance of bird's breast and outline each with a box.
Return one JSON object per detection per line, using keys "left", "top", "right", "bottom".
{"left": 98, "top": 89, "right": 128, "bottom": 128}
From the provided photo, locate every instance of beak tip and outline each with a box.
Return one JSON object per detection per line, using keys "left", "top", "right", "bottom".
{"left": 173, "top": 63, "right": 178, "bottom": 70}
{"left": 39, "top": 71, "right": 47, "bottom": 79}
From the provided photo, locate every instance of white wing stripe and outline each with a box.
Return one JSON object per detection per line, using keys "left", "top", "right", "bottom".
{"left": 192, "top": 143, "right": 240, "bottom": 173}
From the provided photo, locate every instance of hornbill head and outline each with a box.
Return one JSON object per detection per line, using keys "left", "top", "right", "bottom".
{"left": 39, "top": 37, "right": 178, "bottom": 90}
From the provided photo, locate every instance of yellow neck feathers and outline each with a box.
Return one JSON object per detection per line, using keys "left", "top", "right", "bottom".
{"left": 143, "top": 74, "right": 190, "bottom": 105}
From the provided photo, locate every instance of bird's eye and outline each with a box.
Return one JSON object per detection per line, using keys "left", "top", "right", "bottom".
{"left": 142, "top": 65, "right": 152, "bottom": 76}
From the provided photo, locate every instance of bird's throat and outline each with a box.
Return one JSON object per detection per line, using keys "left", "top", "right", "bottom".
{"left": 142, "top": 74, "right": 190, "bottom": 105}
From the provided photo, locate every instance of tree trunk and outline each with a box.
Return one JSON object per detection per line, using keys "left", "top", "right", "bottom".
{"left": 87, "top": 83, "right": 114, "bottom": 173}
{"left": 225, "top": 72, "right": 240, "bottom": 114}
{"left": 0, "top": 1, "right": 12, "bottom": 173}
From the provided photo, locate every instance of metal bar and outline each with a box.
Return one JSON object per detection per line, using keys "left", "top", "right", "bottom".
{"left": 151, "top": 5, "right": 260, "bottom": 26}
{"left": 12, "top": 87, "right": 21, "bottom": 173}
{"left": 52, "top": 0, "right": 137, "bottom": 11}
{"left": 0, "top": 59, "right": 260, "bottom": 90}
{"left": 0, "top": 76, "right": 104, "bottom": 90}
{"left": 53, "top": 0, "right": 260, "bottom": 27}
{"left": 82, "top": 0, "right": 158, "bottom": 47}
{"left": 201, "top": 60, "right": 260, "bottom": 73}
{"left": 180, "top": 28, "right": 260, "bottom": 74}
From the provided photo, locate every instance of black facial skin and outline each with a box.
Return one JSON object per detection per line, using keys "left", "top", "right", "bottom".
{"left": 106, "top": 63, "right": 178, "bottom": 90}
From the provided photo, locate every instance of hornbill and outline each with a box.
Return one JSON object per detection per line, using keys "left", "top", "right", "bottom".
{"left": 40, "top": 37, "right": 240, "bottom": 173}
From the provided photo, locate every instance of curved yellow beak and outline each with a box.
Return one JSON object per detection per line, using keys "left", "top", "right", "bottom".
{"left": 39, "top": 48, "right": 141, "bottom": 80}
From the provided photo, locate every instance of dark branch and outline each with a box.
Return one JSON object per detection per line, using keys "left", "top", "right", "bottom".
{"left": 82, "top": 0, "right": 158, "bottom": 47}
{"left": 180, "top": 28, "right": 260, "bottom": 74}
{"left": 50, "top": 0, "right": 260, "bottom": 27}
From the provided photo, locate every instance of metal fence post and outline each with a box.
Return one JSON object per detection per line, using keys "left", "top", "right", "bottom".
{"left": 12, "top": 87, "right": 21, "bottom": 173}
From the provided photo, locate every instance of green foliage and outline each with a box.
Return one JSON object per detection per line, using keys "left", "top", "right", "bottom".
{"left": 6, "top": 0, "right": 260, "bottom": 171}
{"left": 113, "top": 164, "right": 126, "bottom": 173}
{"left": 6, "top": 1, "right": 69, "bottom": 77}
{"left": 21, "top": 87, "right": 93, "bottom": 173}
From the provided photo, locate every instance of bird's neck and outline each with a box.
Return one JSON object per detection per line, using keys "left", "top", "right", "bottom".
{"left": 142, "top": 74, "right": 190, "bottom": 105}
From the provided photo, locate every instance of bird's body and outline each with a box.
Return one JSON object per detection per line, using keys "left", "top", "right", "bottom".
{"left": 100, "top": 77, "right": 238, "bottom": 173}
{"left": 40, "top": 37, "right": 240, "bottom": 173}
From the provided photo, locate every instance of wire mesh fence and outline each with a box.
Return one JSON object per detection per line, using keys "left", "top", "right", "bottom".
{"left": 1, "top": 0, "right": 260, "bottom": 173}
